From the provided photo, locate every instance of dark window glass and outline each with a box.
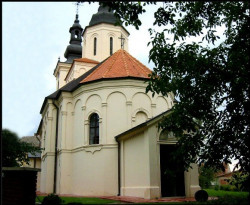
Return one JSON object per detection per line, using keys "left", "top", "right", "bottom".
{"left": 94, "top": 37, "right": 97, "bottom": 56}
{"left": 89, "top": 113, "right": 99, "bottom": 144}
{"left": 110, "top": 37, "right": 113, "bottom": 55}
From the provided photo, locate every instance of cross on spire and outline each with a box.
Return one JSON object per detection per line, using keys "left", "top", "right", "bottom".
{"left": 118, "top": 34, "right": 125, "bottom": 49}
{"left": 73, "top": 2, "right": 82, "bottom": 15}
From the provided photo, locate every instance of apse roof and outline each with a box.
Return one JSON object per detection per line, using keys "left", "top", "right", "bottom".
{"left": 80, "top": 49, "right": 151, "bottom": 83}
{"left": 40, "top": 50, "right": 152, "bottom": 114}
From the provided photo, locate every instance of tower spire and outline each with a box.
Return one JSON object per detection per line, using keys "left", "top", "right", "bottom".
{"left": 64, "top": 6, "right": 83, "bottom": 63}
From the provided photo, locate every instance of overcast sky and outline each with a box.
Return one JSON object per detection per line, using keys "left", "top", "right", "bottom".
{"left": 2, "top": 2, "right": 161, "bottom": 138}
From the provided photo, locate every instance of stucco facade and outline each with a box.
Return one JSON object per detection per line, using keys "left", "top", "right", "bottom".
{"left": 40, "top": 79, "right": 173, "bottom": 195}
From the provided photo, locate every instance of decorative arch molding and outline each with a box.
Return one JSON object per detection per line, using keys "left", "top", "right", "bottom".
{"left": 107, "top": 32, "right": 116, "bottom": 38}
{"left": 90, "top": 33, "right": 99, "bottom": 39}
{"left": 106, "top": 91, "right": 127, "bottom": 103}
{"left": 132, "top": 92, "right": 152, "bottom": 104}
{"left": 158, "top": 129, "right": 177, "bottom": 144}
{"left": 156, "top": 96, "right": 170, "bottom": 109}
{"left": 73, "top": 99, "right": 82, "bottom": 110}
{"left": 85, "top": 109, "right": 102, "bottom": 123}
{"left": 84, "top": 94, "right": 102, "bottom": 106}
{"left": 132, "top": 108, "right": 151, "bottom": 122}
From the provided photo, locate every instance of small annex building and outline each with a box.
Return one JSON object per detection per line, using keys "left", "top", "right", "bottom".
{"left": 37, "top": 5, "right": 200, "bottom": 199}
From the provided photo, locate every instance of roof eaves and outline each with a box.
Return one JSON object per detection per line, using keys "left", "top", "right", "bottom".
{"left": 40, "top": 58, "right": 108, "bottom": 114}
{"left": 115, "top": 109, "right": 172, "bottom": 141}
{"left": 82, "top": 23, "right": 130, "bottom": 37}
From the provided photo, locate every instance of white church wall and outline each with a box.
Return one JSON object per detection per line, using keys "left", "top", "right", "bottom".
{"left": 156, "top": 96, "right": 169, "bottom": 115}
{"left": 57, "top": 152, "right": 73, "bottom": 194}
{"left": 66, "top": 102, "right": 73, "bottom": 149}
{"left": 40, "top": 79, "right": 171, "bottom": 195}
{"left": 40, "top": 102, "right": 58, "bottom": 193}
{"left": 107, "top": 92, "right": 127, "bottom": 144}
{"left": 121, "top": 131, "right": 152, "bottom": 199}
{"left": 71, "top": 146, "right": 118, "bottom": 196}
{"left": 184, "top": 163, "right": 201, "bottom": 197}
{"left": 83, "top": 23, "right": 129, "bottom": 62}
{"left": 73, "top": 99, "right": 84, "bottom": 148}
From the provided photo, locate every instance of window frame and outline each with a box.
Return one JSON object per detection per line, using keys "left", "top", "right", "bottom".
{"left": 89, "top": 113, "right": 99, "bottom": 145}
{"left": 94, "top": 37, "right": 97, "bottom": 56}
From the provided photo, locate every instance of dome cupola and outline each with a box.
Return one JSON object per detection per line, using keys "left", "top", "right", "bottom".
{"left": 89, "top": 5, "right": 121, "bottom": 26}
{"left": 64, "top": 14, "right": 83, "bottom": 63}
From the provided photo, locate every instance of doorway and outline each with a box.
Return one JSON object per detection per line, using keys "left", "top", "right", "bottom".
{"left": 160, "top": 144, "right": 185, "bottom": 197}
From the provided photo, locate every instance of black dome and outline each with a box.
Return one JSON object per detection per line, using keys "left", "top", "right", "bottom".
{"left": 89, "top": 5, "right": 121, "bottom": 26}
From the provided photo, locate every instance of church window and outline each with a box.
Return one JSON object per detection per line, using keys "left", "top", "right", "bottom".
{"left": 159, "top": 130, "right": 175, "bottom": 141}
{"left": 110, "top": 37, "right": 113, "bottom": 55}
{"left": 89, "top": 113, "right": 99, "bottom": 144}
{"left": 94, "top": 37, "right": 97, "bottom": 56}
{"left": 75, "top": 30, "right": 79, "bottom": 38}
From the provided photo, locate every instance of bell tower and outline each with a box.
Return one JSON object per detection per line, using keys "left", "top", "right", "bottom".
{"left": 54, "top": 13, "right": 83, "bottom": 90}
{"left": 64, "top": 14, "right": 83, "bottom": 63}
{"left": 82, "top": 5, "right": 130, "bottom": 62}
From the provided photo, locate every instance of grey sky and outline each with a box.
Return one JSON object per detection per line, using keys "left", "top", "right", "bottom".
{"left": 2, "top": 2, "right": 158, "bottom": 138}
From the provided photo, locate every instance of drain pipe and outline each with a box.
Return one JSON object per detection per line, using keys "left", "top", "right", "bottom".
{"left": 116, "top": 138, "right": 121, "bottom": 196}
{"left": 52, "top": 101, "right": 59, "bottom": 194}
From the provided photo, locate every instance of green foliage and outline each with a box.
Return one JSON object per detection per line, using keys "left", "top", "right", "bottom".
{"left": 2, "top": 128, "right": 41, "bottom": 167}
{"left": 95, "top": 2, "right": 250, "bottom": 188}
{"left": 228, "top": 172, "right": 250, "bottom": 191}
{"left": 205, "top": 188, "right": 249, "bottom": 197}
{"left": 42, "top": 194, "right": 63, "bottom": 205}
{"left": 220, "top": 185, "right": 236, "bottom": 191}
{"left": 199, "top": 165, "right": 216, "bottom": 189}
{"left": 207, "top": 195, "right": 249, "bottom": 205}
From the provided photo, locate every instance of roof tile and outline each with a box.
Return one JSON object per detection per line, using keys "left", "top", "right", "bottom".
{"left": 80, "top": 49, "right": 152, "bottom": 83}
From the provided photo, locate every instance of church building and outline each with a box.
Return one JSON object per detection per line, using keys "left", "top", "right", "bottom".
{"left": 37, "top": 5, "right": 200, "bottom": 199}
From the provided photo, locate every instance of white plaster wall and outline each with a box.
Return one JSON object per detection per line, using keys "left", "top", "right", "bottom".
{"left": 107, "top": 92, "right": 127, "bottom": 144}
{"left": 40, "top": 102, "right": 58, "bottom": 193}
{"left": 40, "top": 79, "right": 172, "bottom": 195}
{"left": 73, "top": 100, "right": 83, "bottom": 148}
{"left": 123, "top": 132, "right": 148, "bottom": 187}
{"left": 71, "top": 146, "right": 118, "bottom": 196}
{"left": 83, "top": 23, "right": 129, "bottom": 62}
{"left": 65, "top": 62, "right": 98, "bottom": 84}
{"left": 54, "top": 62, "right": 71, "bottom": 90}
{"left": 66, "top": 102, "right": 73, "bottom": 149}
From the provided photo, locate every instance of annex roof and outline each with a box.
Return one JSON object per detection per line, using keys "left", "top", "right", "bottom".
{"left": 81, "top": 49, "right": 152, "bottom": 83}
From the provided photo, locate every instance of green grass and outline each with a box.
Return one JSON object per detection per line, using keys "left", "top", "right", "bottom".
{"left": 36, "top": 196, "right": 121, "bottom": 204}
{"left": 204, "top": 189, "right": 249, "bottom": 198}
{"left": 36, "top": 190, "right": 250, "bottom": 204}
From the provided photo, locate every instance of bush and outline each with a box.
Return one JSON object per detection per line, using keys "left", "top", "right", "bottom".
{"left": 214, "top": 185, "right": 220, "bottom": 190}
{"left": 207, "top": 195, "right": 249, "bottom": 205}
{"left": 42, "top": 194, "right": 63, "bottom": 205}
{"left": 220, "top": 184, "right": 237, "bottom": 191}
{"left": 195, "top": 190, "right": 208, "bottom": 202}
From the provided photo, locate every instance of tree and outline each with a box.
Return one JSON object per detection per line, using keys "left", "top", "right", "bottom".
{"left": 2, "top": 129, "right": 41, "bottom": 167}
{"left": 199, "top": 165, "right": 216, "bottom": 189}
{"left": 84, "top": 1, "right": 249, "bottom": 189}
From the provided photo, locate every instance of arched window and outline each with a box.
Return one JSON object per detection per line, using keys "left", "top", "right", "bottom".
{"left": 110, "top": 37, "right": 113, "bottom": 55}
{"left": 89, "top": 113, "right": 99, "bottom": 144}
{"left": 159, "top": 130, "right": 175, "bottom": 141}
{"left": 94, "top": 37, "right": 97, "bottom": 56}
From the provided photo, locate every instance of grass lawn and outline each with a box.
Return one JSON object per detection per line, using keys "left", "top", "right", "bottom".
{"left": 204, "top": 189, "right": 249, "bottom": 198}
{"left": 36, "top": 196, "right": 121, "bottom": 204}
{"left": 36, "top": 190, "right": 249, "bottom": 204}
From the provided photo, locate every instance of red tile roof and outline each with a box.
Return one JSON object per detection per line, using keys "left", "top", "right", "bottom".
{"left": 80, "top": 49, "right": 152, "bottom": 83}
